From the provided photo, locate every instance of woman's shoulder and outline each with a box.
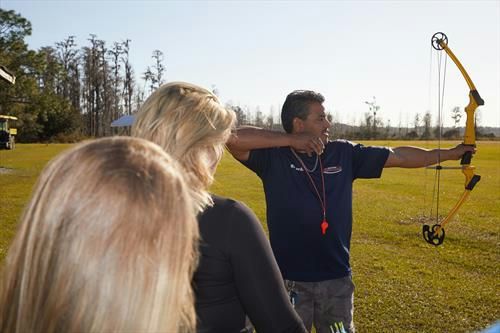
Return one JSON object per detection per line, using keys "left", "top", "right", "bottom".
{"left": 210, "top": 194, "right": 247, "bottom": 211}
{"left": 198, "top": 195, "right": 263, "bottom": 248}
{"left": 200, "top": 195, "right": 254, "bottom": 222}
{"left": 210, "top": 194, "right": 238, "bottom": 207}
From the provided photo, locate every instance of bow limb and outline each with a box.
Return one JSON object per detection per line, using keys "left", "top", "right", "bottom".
{"left": 432, "top": 164, "right": 481, "bottom": 232}
{"left": 435, "top": 33, "right": 484, "bottom": 150}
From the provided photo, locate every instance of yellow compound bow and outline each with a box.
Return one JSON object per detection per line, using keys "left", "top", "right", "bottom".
{"left": 422, "top": 32, "right": 483, "bottom": 246}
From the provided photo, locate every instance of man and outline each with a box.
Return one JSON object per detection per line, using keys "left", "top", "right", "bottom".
{"left": 226, "top": 90, "right": 474, "bottom": 333}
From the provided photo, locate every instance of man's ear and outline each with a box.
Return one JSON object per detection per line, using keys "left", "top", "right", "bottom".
{"left": 292, "top": 117, "right": 304, "bottom": 133}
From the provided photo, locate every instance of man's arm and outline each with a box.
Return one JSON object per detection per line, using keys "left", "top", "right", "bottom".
{"left": 384, "top": 144, "right": 476, "bottom": 168}
{"left": 226, "top": 126, "right": 324, "bottom": 161}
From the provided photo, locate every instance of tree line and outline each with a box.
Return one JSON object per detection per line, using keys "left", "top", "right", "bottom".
{"left": 0, "top": 9, "right": 495, "bottom": 143}
{"left": 226, "top": 102, "right": 496, "bottom": 141}
{"left": 0, "top": 9, "right": 165, "bottom": 142}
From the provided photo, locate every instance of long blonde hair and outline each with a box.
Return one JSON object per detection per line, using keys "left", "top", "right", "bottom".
{"left": 132, "top": 81, "right": 236, "bottom": 212}
{"left": 0, "top": 137, "right": 198, "bottom": 333}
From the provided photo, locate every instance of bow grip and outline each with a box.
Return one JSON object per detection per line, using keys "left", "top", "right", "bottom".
{"left": 460, "top": 144, "right": 475, "bottom": 165}
{"left": 461, "top": 151, "right": 472, "bottom": 165}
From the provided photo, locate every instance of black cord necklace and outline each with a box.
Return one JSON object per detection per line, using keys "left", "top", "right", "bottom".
{"left": 290, "top": 148, "right": 329, "bottom": 235}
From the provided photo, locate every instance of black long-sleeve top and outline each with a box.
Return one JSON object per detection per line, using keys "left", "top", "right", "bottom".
{"left": 194, "top": 195, "right": 306, "bottom": 333}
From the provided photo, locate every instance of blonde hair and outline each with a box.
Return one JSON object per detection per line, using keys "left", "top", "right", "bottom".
{"left": 0, "top": 137, "right": 198, "bottom": 333}
{"left": 132, "top": 81, "right": 236, "bottom": 212}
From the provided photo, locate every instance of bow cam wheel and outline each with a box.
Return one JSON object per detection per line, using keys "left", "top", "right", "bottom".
{"left": 431, "top": 32, "right": 448, "bottom": 50}
{"left": 423, "top": 224, "right": 445, "bottom": 246}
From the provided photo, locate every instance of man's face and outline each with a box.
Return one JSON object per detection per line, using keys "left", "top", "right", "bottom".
{"left": 293, "top": 102, "right": 331, "bottom": 143}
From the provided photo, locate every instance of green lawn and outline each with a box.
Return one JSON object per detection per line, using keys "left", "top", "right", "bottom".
{"left": 1, "top": 141, "right": 498, "bottom": 332}
{"left": 0, "top": 144, "right": 74, "bottom": 258}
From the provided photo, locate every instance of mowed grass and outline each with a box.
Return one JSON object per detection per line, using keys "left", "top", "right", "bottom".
{"left": 1, "top": 141, "right": 498, "bottom": 332}
{"left": 0, "top": 144, "right": 74, "bottom": 258}
{"left": 218, "top": 140, "right": 500, "bottom": 332}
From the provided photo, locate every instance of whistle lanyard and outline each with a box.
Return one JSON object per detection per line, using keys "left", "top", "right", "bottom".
{"left": 290, "top": 148, "right": 329, "bottom": 235}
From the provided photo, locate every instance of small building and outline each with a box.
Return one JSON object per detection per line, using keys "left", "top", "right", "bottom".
{"left": 0, "top": 66, "right": 16, "bottom": 84}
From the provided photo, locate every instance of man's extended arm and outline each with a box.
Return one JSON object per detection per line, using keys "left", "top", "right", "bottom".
{"left": 226, "top": 126, "right": 324, "bottom": 161}
{"left": 384, "top": 144, "right": 476, "bottom": 168}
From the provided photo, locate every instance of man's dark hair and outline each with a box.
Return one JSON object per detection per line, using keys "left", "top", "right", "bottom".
{"left": 281, "top": 90, "right": 325, "bottom": 133}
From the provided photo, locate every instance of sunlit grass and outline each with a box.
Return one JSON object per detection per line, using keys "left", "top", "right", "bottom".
{"left": 1, "top": 141, "right": 498, "bottom": 332}
{"left": 214, "top": 140, "right": 500, "bottom": 333}
{"left": 0, "top": 144, "right": 73, "bottom": 258}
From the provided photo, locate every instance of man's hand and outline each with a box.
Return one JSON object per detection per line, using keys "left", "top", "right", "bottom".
{"left": 448, "top": 143, "right": 476, "bottom": 161}
{"left": 290, "top": 134, "right": 325, "bottom": 156}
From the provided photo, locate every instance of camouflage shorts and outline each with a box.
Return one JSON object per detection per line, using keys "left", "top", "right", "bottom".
{"left": 285, "top": 276, "right": 355, "bottom": 333}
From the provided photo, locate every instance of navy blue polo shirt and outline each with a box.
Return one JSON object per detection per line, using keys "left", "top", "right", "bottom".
{"left": 242, "top": 140, "right": 390, "bottom": 282}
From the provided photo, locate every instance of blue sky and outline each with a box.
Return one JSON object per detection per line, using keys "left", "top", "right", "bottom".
{"left": 2, "top": 0, "right": 499, "bottom": 128}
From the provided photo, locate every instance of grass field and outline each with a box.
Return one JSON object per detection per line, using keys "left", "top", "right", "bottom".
{"left": 1, "top": 141, "right": 499, "bottom": 332}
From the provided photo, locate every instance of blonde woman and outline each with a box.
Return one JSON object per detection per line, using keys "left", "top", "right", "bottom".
{"left": 0, "top": 137, "right": 198, "bottom": 333}
{"left": 132, "top": 82, "right": 306, "bottom": 333}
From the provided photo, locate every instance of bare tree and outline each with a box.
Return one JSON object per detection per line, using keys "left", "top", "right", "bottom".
{"left": 421, "top": 111, "right": 432, "bottom": 139}
{"left": 397, "top": 112, "right": 403, "bottom": 138}
{"left": 121, "top": 39, "right": 134, "bottom": 115}
{"left": 413, "top": 113, "right": 421, "bottom": 136}
{"left": 226, "top": 103, "right": 247, "bottom": 126}
{"left": 134, "top": 86, "right": 146, "bottom": 112}
{"left": 451, "top": 106, "right": 462, "bottom": 128}
{"left": 55, "top": 36, "right": 81, "bottom": 114}
{"left": 152, "top": 50, "right": 165, "bottom": 86}
{"left": 254, "top": 106, "right": 264, "bottom": 127}
{"left": 98, "top": 41, "right": 113, "bottom": 136}
{"left": 82, "top": 34, "right": 107, "bottom": 136}
{"left": 264, "top": 106, "right": 275, "bottom": 129}
{"left": 364, "top": 96, "right": 380, "bottom": 137}
{"left": 433, "top": 111, "right": 442, "bottom": 139}
{"left": 37, "top": 46, "right": 61, "bottom": 92}
{"left": 55, "top": 36, "right": 77, "bottom": 100}
{"left": 108, "top": 42, "right": 123, "bottom": 124}
{"left": 143, "top": 49, "right": 165, "bottom": 95}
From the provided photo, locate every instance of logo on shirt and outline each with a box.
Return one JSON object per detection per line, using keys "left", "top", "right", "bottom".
{"left": 290, "top": 163, "right": 342, "bottom": 174}
{"left": 323, "top": 166, "right": 342, "bottom": 174}
{"left": 290, "top": 163, "right": 305, "bottom": 172}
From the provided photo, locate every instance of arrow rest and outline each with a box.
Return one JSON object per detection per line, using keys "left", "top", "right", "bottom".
{"left": 423, "top": 224, "right": 445, "bottom": 246}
